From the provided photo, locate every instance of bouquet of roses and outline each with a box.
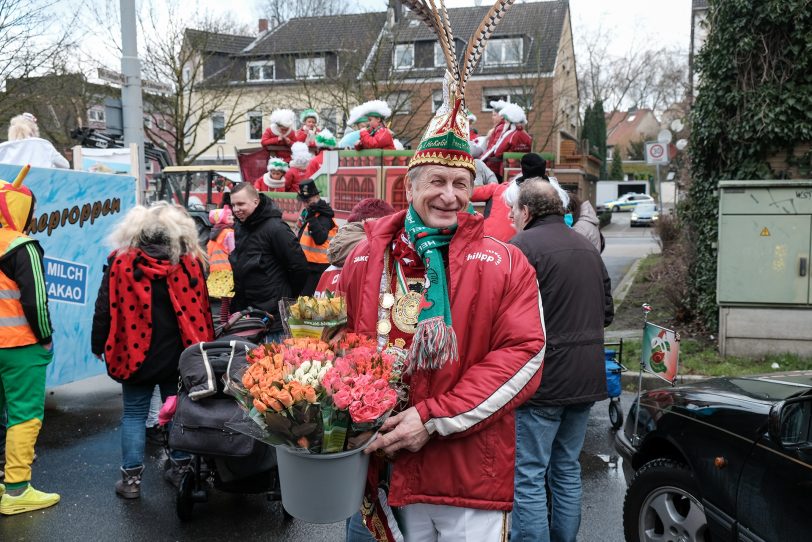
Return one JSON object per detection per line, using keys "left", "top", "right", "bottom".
{"left": 229, "top": 334, "right": 402, "bottom": 454}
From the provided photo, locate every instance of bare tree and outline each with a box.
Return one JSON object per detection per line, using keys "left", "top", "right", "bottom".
{"left": 0, "top": 0, "right": 81, "bottom": 123}
{"left": 258, "top": 0, "right": 352, "bottom": 28}
{"left": 138, "top": 2, "right": 273, "bottom": 164}
{"left": 576, "top": 24, "right": 688, "bottom": 114}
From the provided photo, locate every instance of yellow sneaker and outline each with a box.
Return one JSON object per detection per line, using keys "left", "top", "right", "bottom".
{"left": 0, "top": 485, "right": 60, "bottom": 515}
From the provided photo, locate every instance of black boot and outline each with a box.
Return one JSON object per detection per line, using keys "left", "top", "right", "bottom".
{"left": 163, "top": 457, "right": 191, "bottom": 488}
{"left": 115, "top": 466, "right": 144, "bottom": 499}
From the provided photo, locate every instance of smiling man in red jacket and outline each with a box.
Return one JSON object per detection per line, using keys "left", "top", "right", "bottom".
{"left": 340, "top": 97, "right": 545, "bottom": 541}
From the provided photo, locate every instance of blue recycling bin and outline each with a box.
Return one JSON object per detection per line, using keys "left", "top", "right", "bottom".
{"left": 605, "top": 349, "right": 622, "bottom": 398}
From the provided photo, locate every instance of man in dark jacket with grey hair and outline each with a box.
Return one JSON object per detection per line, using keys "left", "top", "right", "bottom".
{"left": 508, "top": 180, "right": 613, "bottom": 542}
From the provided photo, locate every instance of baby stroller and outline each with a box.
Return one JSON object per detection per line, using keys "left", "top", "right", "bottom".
{"left": 605, "top": 340, "right": 627, "bottom": 430}
{"left": 167, "top": 310, "right": 291, "bottom": 521}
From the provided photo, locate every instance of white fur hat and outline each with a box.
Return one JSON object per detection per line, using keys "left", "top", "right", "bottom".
{"left": 290, "top": 141, "right": 311, "bottom": 168}
{"left": 489, "top": 99, "right": 508, "bottom": 112}
{"left": 347, "top": 100, "right": 392, "bottom": 126}
{"left": 270, "top": 108, "right": 296, "bottom": 129}
{"left": 500, "top": 103, "right": 527, "bottom": 125}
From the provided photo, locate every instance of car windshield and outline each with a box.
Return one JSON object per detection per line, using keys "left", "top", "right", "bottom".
{"left": 636, "top": 204, "right": 656, "bottom": 212}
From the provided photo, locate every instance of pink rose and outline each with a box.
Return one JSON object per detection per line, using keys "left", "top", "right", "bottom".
{"left": 350, "top": 402, "right": 385, "bottom": 423}
{"left": 333, "top": 388, "right": 352, "bottom": 409}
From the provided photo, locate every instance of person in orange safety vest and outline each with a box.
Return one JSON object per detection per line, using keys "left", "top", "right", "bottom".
{"left": 0, "top": 167, "right": 60, "bottom": 515}
{"left": 206, "top": 206, "right": 235, "bottom": 324}
{"left": 296, "top": 179, "right": 337, "bottom": 296}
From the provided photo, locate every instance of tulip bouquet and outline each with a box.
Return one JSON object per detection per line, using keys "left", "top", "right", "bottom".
{"left": 229, "top": 335, "right": 404, "bottom": 454}
{"left": 280, "top": 294, "right": 347, "bottom": 338}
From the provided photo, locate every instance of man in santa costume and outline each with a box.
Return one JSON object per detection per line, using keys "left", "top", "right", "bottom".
{"left": 286, "top": 141, "right": 311, "bottom": 193}
{"left": 482, "top": 103, "right": 532, "bottom": 181}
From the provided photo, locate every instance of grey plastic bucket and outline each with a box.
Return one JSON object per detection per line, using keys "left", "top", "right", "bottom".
{"left": 275, "top": 444, "right": 370, "bottom": 524}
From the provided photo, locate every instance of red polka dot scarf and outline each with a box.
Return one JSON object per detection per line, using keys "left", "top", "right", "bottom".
{"left": 104, "top": 249, "right": 214, "bottom": 380}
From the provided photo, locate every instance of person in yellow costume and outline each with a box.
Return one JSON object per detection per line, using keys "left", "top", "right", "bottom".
{"left": 0, "top": 166, "right": 60, "bottom": 514}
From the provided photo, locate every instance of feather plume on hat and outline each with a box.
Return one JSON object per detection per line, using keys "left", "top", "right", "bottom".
{"left": 403, "top": 0, "right": 518, "bottom": 173}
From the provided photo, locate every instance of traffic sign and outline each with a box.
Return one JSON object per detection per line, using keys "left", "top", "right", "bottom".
{"left": 645, "top": 142, "right": 669, "bottom": 165}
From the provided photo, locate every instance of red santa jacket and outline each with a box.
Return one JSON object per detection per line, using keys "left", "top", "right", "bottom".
{"left": 357, "top": 126, "right": 395, "bottom": 150}
{"left": 285, "top": 168, "right": 307, "bottom": 193}
{"left": 304, "top": 152, "right": 324, "bottom": 178}
{"left": 485, "top": 126, "right": 533, "bottom": 178}
{"left": 485, "top": 119, "right": 506, "bottom": 155}
{"left": 261, "top": 127, "right": 299, "bottom": 162}
{"left": 471, "top": 183, "right": 515, "bottom": 243}
{"left": 339, "top": 210, "right": 545, "bottom": 511}
{"left": 253, "top": 174, "right": 285, "bottom": 192}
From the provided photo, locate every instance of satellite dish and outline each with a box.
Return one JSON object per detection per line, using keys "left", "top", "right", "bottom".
{"left": 657, "top": 129, "right": 673, "bottom": 144}
{"left": 676, "top": 138, "right": 688, "bottom": 151}
{"left": 671, "top": 119, "right": 685, "bottom": 132}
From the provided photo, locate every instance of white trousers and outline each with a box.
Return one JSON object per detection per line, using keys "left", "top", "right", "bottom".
{"left": 400, "top": 503, "right": 508, "bottom": 542}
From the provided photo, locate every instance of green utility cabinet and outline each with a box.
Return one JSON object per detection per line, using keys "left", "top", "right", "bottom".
{"left": 717, "top": 180, "right": 812, "bottom": 356}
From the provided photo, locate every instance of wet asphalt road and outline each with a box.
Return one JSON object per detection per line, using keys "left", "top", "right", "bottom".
{"left": 0, "top": 226, "right": 650, "bottom": 542}
{"left": 0, "top": 376, "right": 638, "bottom": 542}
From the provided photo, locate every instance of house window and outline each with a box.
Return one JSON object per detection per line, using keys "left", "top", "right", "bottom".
{"left": 434, "top": 43, "right": 446, "bottom": 67}
{"left": 143, "top": 115, "right": 153, "bottom": 130}
{"left": 481, "top": 88, "right": 533, "bottom": 111}
{"left": 386, "top": 92, "right": 411, "bottom": 115}
{"left": 88, "top": 108, "right": 106, "bottom": 123}
{"left": 182, "top": 67, "right": 191, "bottom": 85}
{"left": 393, "top": 43, "right": 414, "bottom": 70}
{"left": 247, "top": 112, "right": 263, "bottom": 141}
{"left": 483, "top": 38, "right": 523, "bottom": 66}
{"left": 211, "top": 112, "right": 225, "bottom": 142}
{"left": 295, "top": 57, "right": 326, "bottom": 79}
{"left": 247, "top": 61, "right": 275, "bottom": 81}
{"left": 431, "top": 90, "right": 444, "bottom": 112}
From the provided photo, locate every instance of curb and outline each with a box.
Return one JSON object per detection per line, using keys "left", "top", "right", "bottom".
{"left": 612, "top": 258, "right": 642, "bottom": 307}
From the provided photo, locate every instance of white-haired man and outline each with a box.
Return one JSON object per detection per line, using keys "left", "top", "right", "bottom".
{"left": 339, "top": 98, "right": 545, "bottom": 540}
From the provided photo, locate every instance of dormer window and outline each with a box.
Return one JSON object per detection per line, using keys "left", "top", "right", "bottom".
{"left": 247, "top": 61, "right": 275, "bottom": 81}
{"left": 434, "top": 43, "right": 445, "bottom": 68}
{"left": 393, "top": 43, "right": 414, "bottom": 70}
{"left": 483, "top": 38, "right": 523, "bottom": 66}
{"left": 295, "top": 57, "right": 326, "bottom": 79}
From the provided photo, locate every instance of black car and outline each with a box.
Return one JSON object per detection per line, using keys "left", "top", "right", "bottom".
{"left": 615, "top": 372, "right": 812, "bottom": 542}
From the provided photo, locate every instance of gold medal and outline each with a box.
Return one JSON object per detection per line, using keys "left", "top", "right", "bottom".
{"left": 377, "top": 319, "right": 392, "bottom": 335}
{"left": 380, "top": 293, "right": 395, "bottom": 309}
{"left": 392, "top": 290, "right": 422, "bottom": 334}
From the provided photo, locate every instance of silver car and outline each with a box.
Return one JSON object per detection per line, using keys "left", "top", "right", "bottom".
{"left": 630, "top": 203, "right": 659, "bottom": 227}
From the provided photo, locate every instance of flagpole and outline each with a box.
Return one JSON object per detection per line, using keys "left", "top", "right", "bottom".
{"left": 632, "top": 303, "right": 652, "bottom": 447}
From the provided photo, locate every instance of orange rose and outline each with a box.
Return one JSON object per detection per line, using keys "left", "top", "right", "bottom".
{"left": 253, "top": 399, "right": 267, "bottom": 413}
{"left": 267, "top": 398, "right": 284, "bottom": 412}
{"left": 304, "top": 386, "right": 317, "bottom": 404}
{"left": 277, "top": 389, "right": 294, "bottom": 408}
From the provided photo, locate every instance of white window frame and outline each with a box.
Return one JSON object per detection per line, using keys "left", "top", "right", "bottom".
{"left": 393, "top": 43, "right": 414, "bottom": 71}
{"left": 431, "top": 90, "right": 444, "bottom": 112}
{"left": 481, "top": 88, "right": 533, "bottom": 112}
{"left": 211, "top": 112, "right": 226, "bottom": 143}
{"left": 88, "top": 108, "right": 106, "bottom": 123}
{"left": 483, "top": 38, "right": 523, "bottom": 67}
{"left": 246, "top": 111, "right": 263, "bottom": 142}
{"left": 247, "top": 60, "right": 275, "bottom": 81}
{"left": 386, "top": 92, "right": 411, "bottom": 115}
{"left": 295, "top": 57, "right": 326, "bottom": 80}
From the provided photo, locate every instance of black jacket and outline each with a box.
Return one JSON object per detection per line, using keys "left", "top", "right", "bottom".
{"left": 297, "top": 199, "right": 336, "bottom": 245}
{"left": 230, "top": 194, "right": 308, "bottom": 331}
{"left": 91, "top": 244, "right": 184, "bottom": 385}
{"left": 510, "top": 214, "right": 614, "bottom": 406}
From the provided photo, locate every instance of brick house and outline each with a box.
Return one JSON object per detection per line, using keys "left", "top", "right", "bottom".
{"left": 186, "top": 1, "right": 581, "bottom": 156}
{"left": 605, "top": 108, "right": 661, "bottom": 161}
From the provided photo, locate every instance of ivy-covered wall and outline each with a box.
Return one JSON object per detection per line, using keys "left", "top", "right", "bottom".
{"left": 688, "top": 0, "right": 812, "bottom": 330}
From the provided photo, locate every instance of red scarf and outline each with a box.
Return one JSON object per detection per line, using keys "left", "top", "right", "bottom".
{"left": 104, "top": 249, "right": 214, "bottom": 380}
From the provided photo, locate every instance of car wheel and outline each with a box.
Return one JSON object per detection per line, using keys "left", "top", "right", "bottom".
{"left": 623, "top": 458, "right": 709, "bottom": 542}
{"left": 612, "top": 206, "right": 619, "bottom": 213}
